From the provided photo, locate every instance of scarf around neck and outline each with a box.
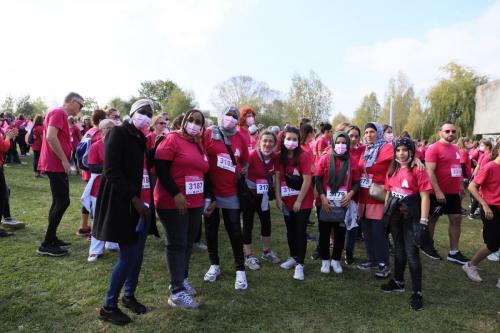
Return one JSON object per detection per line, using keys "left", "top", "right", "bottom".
{"left": 363, "top": 122, "right": 385, "bottom": 169}
{"left": 329, "top": 131, "right": 350, "bottom": 193}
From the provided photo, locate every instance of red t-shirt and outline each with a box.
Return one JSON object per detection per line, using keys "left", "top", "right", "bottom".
{"left": 38, "top": 107, "right": 71, "bottom": 173}
{"left": 88, "top": 138, "right": 104, "bottom": 197}
{"left": 358, "top": 143, "right": 393, "bottom": 204}
{"left": 315, "top": 154, "right": 360, "bottom": 204}
{"left": 315, "top": 136, "right": 331, "bottom": 157}
{"left": 238, "top": 126, "right": 252, "bottom": 153}
{"left": 31, "top": 125, "right": 44, "bottom": 152}
{"left": 469, "top": 148, "right": 480, "bottom": 162}
{"left": 205, "top": 129, "right": 249, "bottom": 198}
{"left": 154, "top": 133, "right": 209, "bottom": 209}
{"left": 279, "top": 151, "right": 314, "bottom": 210}
{"left": 474, "top": 161, "right": 500, "bottom": 207}
{"left": 385, "top": 166, "right": 433, "bottom": 199}
{"left": 247, "top": 150, "right": 277, "bottom": 195}
{"left": 459, "top": 149, "right": 472, "bottom": 179}
{"left": 478, "top": 151, "right": 491, "bottom": 169}
{"left": 415, "top": 146, "right": 427, "bottom": 161}
{"left": 70, "top": 125, "right": 80, "bottom": 150}
{"left": 350, "top": 144, "right": 366, "bottom": 164}
{"left": 81, "top": 127, "right": 102, "bottom": 182}
{"left": 425, "top": 141, "right": 462, "bottom": 194}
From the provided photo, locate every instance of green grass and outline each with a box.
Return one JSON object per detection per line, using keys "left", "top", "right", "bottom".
{"left": 1, "top": 156, "right": 499, "bottom": 333}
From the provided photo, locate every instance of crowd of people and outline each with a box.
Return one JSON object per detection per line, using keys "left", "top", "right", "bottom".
{"left": 1, "top": 92, "right": 499, "bottom": 326}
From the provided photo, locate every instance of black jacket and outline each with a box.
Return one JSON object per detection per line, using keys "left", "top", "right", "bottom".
{"left": 92, "top": 121, "right": 159, "bottom": 244}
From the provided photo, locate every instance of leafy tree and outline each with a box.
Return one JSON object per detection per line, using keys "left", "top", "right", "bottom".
{"left": 15, "top": 95, "right": 35, "bottom": 117}
{"left": 31, "top": 97, "right": 48, "bottom": 116}
{"left": 352, "top": 92, "right": 380, "bottom": 128}
{"left": 379, "top": 72, "right": 415, "bottom": 135}
{"left": 403, "top": 98, "right": 425, "bottom": 139}
{"left": 138, "top": 80, "right": 179, "bottom": 113}
{"left": 425, "top": 62, "right": 487, "bottom": 137}
{"left": 162, "top": 88, "right": 197, "bottom": 118}
{"left": 1, "top": 96, "right": 15, "bottom": 114}
{"left": 286, "top": 70, "right": 332, "bottom": 128}
{"left": 108, "top": 97, "right": 135, "bottom": 116}
{"left": 331, "top": 112, "right": 351, "bottom": 128}
{"left": 257, "top": 99, "right": 287, "bottom": 127}
{"left": 81, "top": 97, "right": 99, "bottom": 116}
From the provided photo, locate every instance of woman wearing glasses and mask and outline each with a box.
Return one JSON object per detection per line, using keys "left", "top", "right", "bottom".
{"left": 154, "top": 110, "right": 209, "bottom": 309}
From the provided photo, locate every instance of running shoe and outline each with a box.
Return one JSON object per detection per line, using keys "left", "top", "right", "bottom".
{"left": 381, "top": 279, "right": 405, "bottom": 293}
{"left": 244, "top": 255, "right": 261, "bottom": 270}
{"left": 447, "top": 251, "right": 469, "bottom": 265}
{"left": 462, "top": 262, "right": 482, "bottom": 282}
{"left": 235, "top": 271, "right": 248, "bottom": 290}
{"left": 261, "top": 250, "right": 280, "bottom": 264}
{"left": 280, "top": 257, "right": 297, "bottom": 270}
{"left": 375, "top": 263, "right": 391, "bottom": 278}
{"left": 183, "top": 278, "right": 197, "bottom": 296}
{"left": 293, "top": 264, "right": 304, "bottom": 281}
{"left": 203, "top": 265, "right": 221, "bottom": 282}
{"left": 410, "top": 292, "right": 424, "bottom": 311}
{"left": 168, "top": 291, "right": 199, "bottom": 309}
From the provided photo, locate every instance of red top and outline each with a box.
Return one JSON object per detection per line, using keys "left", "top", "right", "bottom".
{"left": 350, "top": 144, "right": 366, "bottom": 164}
{"left": 469, "top": 148, "right": 480, "bottom": 162}
{"left": 459, "top": 149, "right": 472, "bottom": 179}
{"left": 315, "top": 136, "right": 331, "bottom": 158}
{"left": 247, "top": 150, "right": 277, "bottom": 195}
{"left": 81, "top": 127, "right": 102, "bottom": 182}
{"left": 425, "top": 141, "right": 462, "bottom": 194}
{"left": 88, "top": 138, "right": 105, "bottom": 197}
{"left": 70, "top": 124, "right": 81, "bottom": 150}
{"left": 237, "top": 126, "right": 252, "bottom": 152}
{"left": 38, "top": 107, "right": 71, "bottom": 173}
{"left": 204, "top": 129, "right": 249, "bottom": 197}
{"left": 31, "top": 125, "right": 44, "bottom": 152}
{"left": 315, "top": 153, "right": 360, "bottom": 198}
{"left": 474, "top": 161, "right": 500, "bottom": 208}
{"left": 279, "top": 151, "right": 314, "bottom": 210}
{"left": 154, "top": 133, "right": 209, "bottom": 209}
{"left": 0, "top": 136, "right": 11, "bottom": 167}
{"left": 358, "top": 143, "right": 393, "bottom": 205}
{"left": 478, "top": 151, "right": 491, "bottom": 169}
{"left": 415, "top": 145, "right": 427, "bottom": 161}
{"left": 384, "top": 166, "right": 433, "bottom": 198}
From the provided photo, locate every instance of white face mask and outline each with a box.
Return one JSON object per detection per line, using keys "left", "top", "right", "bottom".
{"left": 248, "top": 124, "right": 258, "bottom": 135}
{"left": 334, "top": 143, "right": 347, "bottom": 155}
{"left": 132, "top": 112, "right": 151, "bottom": 130}
{"left": 222, "top": 115, "right": 237, "bottom": 129}
{"left": 284, "top": 139, "right": 298, "bottom": 150}
{"left": 246, "top": 116, "right": 255, "bottom": 126}
{"left": 185, "top": 122, "right": 201, "bottom": 136}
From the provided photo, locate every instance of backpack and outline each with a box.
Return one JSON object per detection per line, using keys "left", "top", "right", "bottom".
{"left": 27, "top": 127, "right": 35, "bottom": 145}
{"left": 76, "top": 130, "right": 96, "bottom": 171}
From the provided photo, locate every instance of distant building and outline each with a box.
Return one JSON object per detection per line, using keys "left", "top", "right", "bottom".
{"left": 474, "top": 79, "right": 500, "bottom": 136}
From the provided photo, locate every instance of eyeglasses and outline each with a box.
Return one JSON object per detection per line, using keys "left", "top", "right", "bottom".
{"left": 443, "top": 129, "right": 456, "bottom": 134}
{"left": 157, "top": 122, "right": 167, "bottom": 125}
{"left": 74, "top": 100, "right": 84, "bottom": 110}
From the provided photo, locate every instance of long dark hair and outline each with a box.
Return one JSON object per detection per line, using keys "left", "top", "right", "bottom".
{"left": 280, "top": 126, "right": 302, "bottom": 167}
{"left": 300, "top": 124, "right": 314, "bottom": 145}
{"left": 491, "top": 142, "right": 500, "bottom": 161}
{"left": 387, "top": 138, "right": 416, "bottom": 177}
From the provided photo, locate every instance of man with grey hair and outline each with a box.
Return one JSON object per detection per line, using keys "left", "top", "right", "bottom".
{"left": 37, "top": 92, "right": 84, "bottom": 257}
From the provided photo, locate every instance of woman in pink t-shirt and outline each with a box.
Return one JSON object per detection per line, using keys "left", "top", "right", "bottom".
{"left": 381, "top": 137, "right": 431, "bottom": 311}
{"left": 314, "top": 122, "right": 333, "bottom": 159}
{"left": 155, "top": 109, "right": 209, "bottom": 309}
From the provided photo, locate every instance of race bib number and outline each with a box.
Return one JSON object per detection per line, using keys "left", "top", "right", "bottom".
{"left": 326, "top": 186, "right": 347, "bottom": 207}
{"left": 391, "top": 191, "right": 407, "bottom": 199}
{"left": 281, "top": 181, "right": 300, "bottom": 197}
{"left": 360, "top": 174, "right": 373, "bottom": 189}
{"left": 217, "top": 153, "right": 235, "bottom": 173}
{"left": 450, "top": 165, "right": 461, "bottom": 178}
{"left": 142, "top": 170, "right": 150, "bottom": 189}
{"left": 185, "top": 176, "right": 204, "bottom": 195}
{"left": 256, "top": 179, "right": 269, "bottom": 194}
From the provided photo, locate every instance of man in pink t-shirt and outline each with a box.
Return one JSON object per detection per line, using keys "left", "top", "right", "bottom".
{"left": 424, "top": 122, "right": 469, "bottom": 265}
{"left": 37, "top": 92, "right": 83, "bottom": 257}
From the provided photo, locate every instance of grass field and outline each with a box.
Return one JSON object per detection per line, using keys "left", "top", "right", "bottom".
{"left": 0, "top": 156, "right": 499, "bottom": 333}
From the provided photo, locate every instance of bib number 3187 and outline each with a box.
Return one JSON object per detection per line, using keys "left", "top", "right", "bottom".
{"left": 185, "top": 176, "right": 204, "bottom": 195}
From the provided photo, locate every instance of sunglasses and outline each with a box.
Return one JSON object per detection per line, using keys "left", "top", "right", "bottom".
{"left": 74, "top": 100, "right": 84, "bottom": 110}
{"left": 157, "top": 121, "right": 167, "bottom": 125}
{"left": 443, "top": 129, "right": 457, "bottom": 134}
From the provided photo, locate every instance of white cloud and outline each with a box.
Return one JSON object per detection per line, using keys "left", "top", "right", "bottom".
{"left": 342, "top": 1, "right": 500, "bottom": 112}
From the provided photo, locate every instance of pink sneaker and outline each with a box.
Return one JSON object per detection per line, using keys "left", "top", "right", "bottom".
{"left": 462, "top": 262, "right": 482, "bottom": 282}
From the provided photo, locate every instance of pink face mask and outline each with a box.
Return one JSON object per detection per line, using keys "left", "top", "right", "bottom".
{"left": 185, "top": 122, "right": 201, "bottom": 136}
{"left": 132, "top": 113, "right": 151, "bottom": 130}
{"left": 334, "top": 143, "right": 347, "bottom": 155}
{"left": 284, "top": 139, "right": 298, "bottom": 150}
{"left": 222, "top": 115, "right": 237, "bottom": 129}
{"left": 246, "top": 116, "right": 255, "bottom": 126}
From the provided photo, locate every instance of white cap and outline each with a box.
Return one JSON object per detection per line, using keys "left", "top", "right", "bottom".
{"left": 130, "top": 98, "right": 154, "bottom": 116}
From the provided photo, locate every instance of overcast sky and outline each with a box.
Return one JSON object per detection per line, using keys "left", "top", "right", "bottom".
{"left": 1, "top": 0, "right": 499, "bottom": 117}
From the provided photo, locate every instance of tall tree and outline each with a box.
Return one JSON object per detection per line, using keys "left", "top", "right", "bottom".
{"left": 15, "top": 95, "right": 35, "bottom": 117}
{"left": 286, "top": 70, "right": 332, "bottom": 128}
{"left": 351, "top": 92, "right": 380, "bottom": 129}
{"left": 1, "top": 96, "right": 15, "bottom": 114}
{"left": 403, "top": 98, "right": 425, "bottom": 139}
{"left": 162, "top": 88, "right": 197, "bottom": 118}
{"left": 331, "top": 112, "right": 351, "bottom": 128}
{"left": 108, "top": 97, "right": 135, "bottom": 116}
{"left": 425, "top": 62, "right": 487, "bottom": 137}
{"left": 257, "top": 99, "right": 287, "bottom": 127}
{"left": 81, "top": 97, "right": 99, "bottom": 116}
{"left": 379, "top": 72, "right": 415, "bottom": 135}
{"left": 138, "top": 80, "right": 179, "bottom": 113}
{"left": 31, "top": 97, "right": 48, "bottom": 116}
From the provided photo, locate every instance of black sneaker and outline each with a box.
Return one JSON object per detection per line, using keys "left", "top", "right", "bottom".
{"left": 374, "top": 263, "right": 391, "bottom": 278}
{"left": 99, "top": 306, "right": 131, "bottom": 326}
{"left": 381, "top": 279, "right": 405, "bottom": 293}
{"left": 0, "top": 228, "right": 13, "bottom": 237}
{"left": 447, "top": 251, "right": 469, "bottom": 265}
{"left": 53, "top": 238, "right": 71, "bottom": 248}
{"left": 121, "top": 295, "right": 147, "bottom": 314}
{"left": 421, "top": 244, "right": 442, "bottom": 260}
{"left": 345, "top": 254, "right": 355, "bottom": 265}
{"left": 410, "top": 292, "right": 424, "bottom": 311}
{"left": 37, "top": 244, "right": 68, "bottom": 257}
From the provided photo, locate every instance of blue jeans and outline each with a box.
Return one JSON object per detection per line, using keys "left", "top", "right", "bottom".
{"left": 104, "top": 220, "right": 149, "bottom": 307}
{"left": 361, "top": 218, "right": 389, "bottom": 265}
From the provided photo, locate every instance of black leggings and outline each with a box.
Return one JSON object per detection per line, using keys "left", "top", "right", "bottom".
{"left": 391, "top": 211, "right": 422, "bottom": 293}
{"left": 284, "top": 209, "right": 311, "bottom": 265}
{"left": 205, "top": 208, "right": 245, "bottom": 271}
{"left": 318, "top": 218, "right": 346, "bottom": 260}
{"left": 242, "top": 195, "right": 271, "bottom": 245}
{"left": 44, "top": 172, "right": 70, "bottom": 246}
{"left": 33, "top": 150, "right": 41, "bottom": 173}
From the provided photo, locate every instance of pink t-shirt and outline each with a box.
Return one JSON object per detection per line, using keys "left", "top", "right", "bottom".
{"left": 478, "top": 151, "right": 491, "bottom": 169}
{"left": 459, "top": 149, "right": 472, "bottom": 179}
{"left": 279, "top": 151, "right": 314, "bottom": 211}
{"left": 88, "top": 139, "right": 105, "bottom": 197}
{"left": 385, "top": 166, "right": 433, "bottom": 198}
{"left": 154, "top": 133, "right": 209, "bottom": 209}
{"left": 38, "top": 107, "right": 71, "bottom": 173}
{"left": 474, "top": 161, "right": 500, "bottom": 208}
{"left": 425, "top": 141, "right": 462, "bottom": 194}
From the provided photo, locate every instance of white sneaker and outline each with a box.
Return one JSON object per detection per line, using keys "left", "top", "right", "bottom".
{"left": 320, "top": 260, "right": 330, "bottom": 274}
{"left": 168, "top": 291, "right": 199, "bottom": 309}
{"left": 87, "top": 254, "right": 100, "bottom": 262}
{"left": 261, "top": 250, "right": 280, "bottom": 264}
{"left": 462, "top": 262, "right": 482, "bottom": 282}
{"left": 235, "top": 271, "right": 248, "bottom": 290}
{"left": 331, "top": 260, "right": 343, "bottom": 274}
{"left": 293, "top": 264, "right": 304, "bottom": 281}
{"left": 280, "top": 257, "right": 297, "bottom": 270}
{"left": 203, "top": 265, "right": 221, "bottom": 282}
{"left": 245, "top": 255, "right": 261, "bottom": 270}
{"left": 487, "top": 250, "right": 500, "bottom": 262}
{"left": 183, "top": 278, "right": 197, "bottom": 296}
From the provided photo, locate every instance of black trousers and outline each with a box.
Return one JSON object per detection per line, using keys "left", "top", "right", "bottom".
{"left": 158, "top": 208, "right": 202, "bottom": 293}
{"left": 242, "top": 195, "right": 271, "bottom": 245}
{"left": 33, "top": 150, "right": 41, "bottom": 173}
{"left": 0, "top": 167, "right": 7, "bottom": 218}
{"left": 284, "top": 209, "right": 311, "bottom": 265}
{"left": 318, "top": 219, "right": 346, "bottom": 260}
{"left": 5, "top": 139, "right": 20, "bottom": 164}
{"left": 391, "top": 211, "right": 422, "bottom": 292}
{"left": 43, "top": 172, "right": 70, "bottom": 246}
{"left": 205, "top": 208, "right": 245, "bottom": 271}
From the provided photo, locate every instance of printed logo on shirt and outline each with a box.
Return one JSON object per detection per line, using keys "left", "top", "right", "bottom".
{"left": 292, "top": 168, "right": 300, "bottom": 176}
{"left": 456, "top": 152, "right": 460, "bottom": 160}
{"left": 235, "top": 148, "right": 240, "bottom": 157}
{"left": 402, "top": 179, "right": 409, "bottom": 188}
